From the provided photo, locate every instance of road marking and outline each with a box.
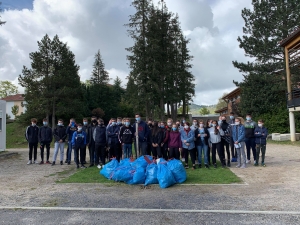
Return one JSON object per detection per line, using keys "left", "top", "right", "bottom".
{"left": 0, "top": 207, "right": 299, "bottom": 215}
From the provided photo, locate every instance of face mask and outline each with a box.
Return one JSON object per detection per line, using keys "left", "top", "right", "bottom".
{"left": 184, "top": 125, "right": 189, "bottom": 129}
{"left": 230, "top": 116, "right": 234, "bottom": 120}
{"left": 125, "top": 122, "right": 130, "bottom": 126}
{"left": 176, "top": 123, "right": 180, "bottom": 126}
{"left": 58, "top": 123, "right": 63, "bottom": 126}
{"left": 112, "top": 122, "right": 116, "bottom": 126}
{"left": 199, "top": 124, "right": 204, "bottom": 128}
{"left": 161, "top": 125, "right": 165, "bottom": 128}
{"left": 92, "top": 119, "right": 97, "bottom": 123}
{"left": 136, "top": 117, "right": 141, "bottom": 122}
{"left": 167, "top": 122, "right": 172, "bottom": 126}
{"left": 83, "top": 121, "right": 88, "bottom": 126}
{"left": 212, "top": 124, "right": 216, "bottom": 127}
{"left": 172, "top": 127, "right": 177, "bottom": 131}
{"left": 43, "top": 122, "right": 48, "bottom": 126}
{"left": 246, "top": 117, "right": 251, "bottom": 121}
{"left": 193, "top": 122, "right": 197, "bottom": 126}
{"left": 218, "top": 121, "right": 222, "bottom": 125}
{"left": 148, "top": 123, "right": 152, "bottom": 126}
{"left": 71, "top": 122, "right": 75, "bottom": 127}
{"left": 182, "top": 120, "right": 186, "bottom": 123}
{"left": 235, "top": 122, "right": 240, "bottom": 125}
{"left": 258, "top": 123, "right": 263, "bottom": 127}
{"left": 117, "top": 121, "right": 122, "bottom": 125}
{"left": 32, "top": 123, "right": 36, "bottom": 126}
{"left": 78, "top": 127, "right": 82, "bottom": 131}
{"left": 222, "top": 119, "right": 226, "bottom": 122}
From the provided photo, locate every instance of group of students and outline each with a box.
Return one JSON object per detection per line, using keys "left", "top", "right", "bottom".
{"left": 25, "top": 112, "right": 268, "bottom": 170}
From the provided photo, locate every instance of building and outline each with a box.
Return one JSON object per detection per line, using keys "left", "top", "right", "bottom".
{"left": 215, "top": 87, "right": 241, "bottom": 116}
{"left": 0, "top": 94, "right": 26, "bottom": 119}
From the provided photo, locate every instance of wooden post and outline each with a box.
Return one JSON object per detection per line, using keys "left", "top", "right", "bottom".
{"left": 285, "top": 47, "right": 292, "bottom": 99}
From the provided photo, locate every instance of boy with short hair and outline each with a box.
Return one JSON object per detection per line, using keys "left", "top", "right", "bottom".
{"left": 93, "top": 118, "right": 107, "bottom": 169}
{"left": 25, "top": 118, "right": 39, "bottom": 165}
{"left": 38, "top": 118, "right": 53, "bottom": 164}
{"left": 82, "top": 118, "right": 89, "bottom": 164}
{"left": 119, "top": 118, "right": 134, "bottom": 159}
{"left": 254, "top": 119, "right": 268, "bottom": 167}
{"left": 89, "top": 116, "right": 98, "bottom": 167}
{"left": 71, "top": 123, "right": 87, "bottom": 169}
{"left": 52, "top": 119, "right": 67, "bottom": 166}
{"left": 107, "top": 118, "right": 121, "bottom": 161}
{"left": 66, "top": 118, "right": 77, "bottom": 165}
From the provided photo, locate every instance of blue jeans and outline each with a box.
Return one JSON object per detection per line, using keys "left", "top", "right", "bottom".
{"left": 134, "top": 141, "right": 148, "bottom": 157}
{"left": 123, "top": 143, "right": 132, "bottom": 158}
{"left": 245, "top": 138, "right": 256, "bottom": 161}
{"left": 196, "top": 143, "right": 208, "bottom": 165}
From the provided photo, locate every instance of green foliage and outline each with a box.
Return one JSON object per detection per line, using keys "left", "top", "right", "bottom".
{"left": 199, "top": 107, "right": 210, "bottom": 115}
{"left": 91, "top": 108, "right": 105, "bottom": 119}
{"left": 0, "top": 81, "right": 18, "bottom": 98}
{"left": 6, "top": 122, "right": 28, "bottom": 148}
{"left": 11, "top": 105, "right": 19, "bottom": 117}
{"left": 90, "top": 50, "right": 110, "bottom": 85}
{"left": 215, "top": 93, "right": 228, "bottom": 111}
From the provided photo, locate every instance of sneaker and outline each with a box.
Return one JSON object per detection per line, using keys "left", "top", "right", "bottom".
{"left": 60, "top": 161, "right": 63, "bottom": 165}
{"left": 46, "top": 161, "right": 51, "bottom": 164}
{"left": 65, "top": 160, "right": 68, "bottom": 163}
{"left": 34, "top": 160, "right": 39, "bottom": 164}
{"left": 213, "top": 163, "right": 217, "bottom": 168}
{"left": 253, "top": 160, "right": 256, "bottom": 165}
{"left": 81, "top": 165, "right": 87, "bottom": 169}
{"left": 236, "top": 164, "right": 241, "bottom": 168}
{"left": 246, "top": 159, "right": 251, "bottom": 164}
{"left": 205, "top": 164, "right": 209, "bottom": 169}
{"left": 67, "top": 161, "right": 70, "bottom": 165}
{"left": 39, "top": 161, "right": 44, "bottom": 165}
{"left": 227, "top": 162, "right": 231, "bottom": 167}
{"left": 185, "top": 164, "right": 189, "bottom": 169}
{"left": 254, "top": 163, "right": 258, "bottom": 166}
{"left": 181, "top": 158, "right": 185, "bottom": 162}
{"left": 198, "top": 164, "right": 202, "bottom": 168}
{"left": 76, "top": 164, "right": 79, "bottom": 169}
{"left": 240, "top": 164, "right": 246, "bottom": 169}
{"left": 261, "top": 163, "right": 266, "bottom": 167}
{"left": 97, "top": 164, "right": 102, "bottom": 169}
{"left": 51, "top": 161, "right": 55, "bottom": 166}
{"left": 27, "top": 160, "right": 32, "bottom": 165}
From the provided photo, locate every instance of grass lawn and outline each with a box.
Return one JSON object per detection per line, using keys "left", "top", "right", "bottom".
{"left": 267, "top": 139, "right": 300, "bottom": 147}
{"left": 58, "top": 159, "right": 241, "bottom": 185}
{"left": 6, "top": 122, "right": 28, "bottom": 148}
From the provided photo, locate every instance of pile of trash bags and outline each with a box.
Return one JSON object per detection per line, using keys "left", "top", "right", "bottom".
{"left": 100, "top": 156, "right": 187, "bottom": 188}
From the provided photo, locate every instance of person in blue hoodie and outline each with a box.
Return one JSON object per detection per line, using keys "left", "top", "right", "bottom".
{"left": 181, "top": 122, "right": 196, "bottom": 169}
{"left": 66, "top": 118, "right": 77, "bottom": 165}
{"left": 133, "top": 113, "right": 149, "bottom": 157}
{"left": 254, "top": 119, "right": 268, "bottom": 167}
{"left": 71, "top": 123, "right": 87, "bottom": 169}
{"left": 38, "top": 118, "right": 52, "bottom": 164}
{"left": 107, "top": 118, "right": 121, "bottom": 162}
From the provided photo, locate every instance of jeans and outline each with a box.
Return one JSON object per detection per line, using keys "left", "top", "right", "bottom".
{"left": 53, "top": 142, "right": 65, "bottom": 162}
{"left": 134, "top": 141, "right": 148, "bottom": 158}
{"left": 245, "top": 138, "right": 256, "bottom": 161}
{"left": 40, "top": 143, "right": 50, "bottom": 162}
{"left": 230, "top": 137, "right": 236, "bottom": 158}
{"left": 74, "top": 145, "right": 85, "bottom": 166}
{"left": 28, "top": 143, "right": 38, "bottom": 161}
{"left": 236, "top": 141, "right": 246, "bottom": 166}
{"left": 89, "top": 141, "right": 96, "bottom": 165}
{"left": 95, "top": 144, "right": 106, "bottom": 165}
{"left": 196, "top": 144, "right": 208, "bottom": 165}
{"left": 152, "top": 146, "right": 162, "bottom": 158}
{"left": 123, "top": 143, "right": 132, "bottom": 158}
{"left": 67, "top": 141, "right": 73, "bottom": 162}
{"left": 221, "top": 138, "right": 230, "bottom": 162}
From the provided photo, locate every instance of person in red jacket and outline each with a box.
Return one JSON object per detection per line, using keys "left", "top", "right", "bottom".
{"left": 168, "top": 123, "right": 182, "bottom": 160}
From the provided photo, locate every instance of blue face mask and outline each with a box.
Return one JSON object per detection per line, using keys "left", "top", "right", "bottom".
{"left": 212, "top": 124, "right": 216, "bottom": 127}
{"left": 161, "top": 125, "right": 165, "bottom": 128}
{"left": 246, "top": 117, "right": 251, "bottom": 121}
{"left": 172, "top": 127, "right": 177, "bottom": 131}
{"left": 58, "top": 123, "right": 63, "bottom": 126}
{"left": 182, "top": 120, "right": 186, "bottom": 123}
{"left": 71, "top": 122, "right": 75, "bottom": 127}
{"left": 230, "top": 116, "right": 234, "bottom": 120}
{"left": 83, "top": 121, "right": 88, "bottom": 126}
{"left": 125, "top": 122, "right": 130, "bottom": 126}
{"left": 117, "top": 121, "right": 121, "bottom": 125}
{"left": 43, "top": 122, "right": 48, "bottom": 126}
{"left": 112, "top": 122, "right": 116, "bottom": 126}
{"left": 136, "top": 117, "right": 141, "bottom": 122}
{"left": 78, "top": 127, "right": 82, "bottom": 131}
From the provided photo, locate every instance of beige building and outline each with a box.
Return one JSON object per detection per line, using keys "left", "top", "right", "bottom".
{"left": 0, "top": 94, "right": 26, "bottom": 119}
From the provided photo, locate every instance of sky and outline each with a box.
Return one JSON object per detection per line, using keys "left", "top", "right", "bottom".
{"left": 0, "top": 0, "right": 253, "bottom": 106}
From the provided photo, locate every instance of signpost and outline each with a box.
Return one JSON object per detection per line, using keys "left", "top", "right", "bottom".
{"left": 0, "top": 100, "right": 6, "bottom": 152}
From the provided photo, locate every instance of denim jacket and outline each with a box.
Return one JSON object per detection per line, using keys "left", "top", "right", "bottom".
{"left": 180, "top": 129, "right": 195, "bottom": 150}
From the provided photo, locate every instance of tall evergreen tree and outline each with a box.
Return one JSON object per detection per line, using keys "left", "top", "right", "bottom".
{"left": 90, "top": 50, "right": 110, "bottom": 85}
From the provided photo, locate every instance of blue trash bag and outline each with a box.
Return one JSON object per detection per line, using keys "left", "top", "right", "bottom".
{"left": 119, "top": 158, "right": 132, "bottom": 167}
{"left": 167, "top": 159, "right": 187, "bottom": 183}
{"left": 131, "top": 155, "right": 153, "bottom": 168}
{"left": 157, "top": 161, "right": 176, "bottom": 188}
{"left": 132, "top": 167, "right": 146, "bottom": 184}
{"left": 100, "top": 159, "right": 119, "bottom": 179}
{"left": 144, "top": 163, "right": 158, "bottom": 186}
{"left": 111, "top": 166, "right": 134, "bottom": 182}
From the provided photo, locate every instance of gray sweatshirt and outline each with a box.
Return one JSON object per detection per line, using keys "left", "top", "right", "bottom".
{"left": 208, "top": 127, "right": 224, "bottom": 144}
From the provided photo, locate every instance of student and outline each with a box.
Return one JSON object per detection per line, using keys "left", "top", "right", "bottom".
{"left": 229, "top": 112, "right": 237, "bottom": 162}
{"left": 107, "top": 118, "right": 121, "bottom": 161}
{"left": 181, "top": 122, "right": 196, "bottom": 169}
{"left": 195, "top": 120, "right": 210, "bottom": 168}
{"left": 244, "top": 113, "right": 257, "bottom": 164}
{"left": 66, "top": 118, "right": 77, "bottom": 165}
{"left": 119, "top": 118, "right": 134, "bottom": 159}
{"left": 71, "top": 123, "right": 87, "bottom": 169}
{"left": 52, "top": 119, "right": 67, "bottom": 166}
{"left": 231, "top": 117, "right": 246, "bottom": 168}
{"left": 190, "top": 119, "right": 199, "bottom": 131}
{"left": 25, "top": 118, "right": 39, "bottom": 165}
{"left": 151, "top": 121, "right": 163, "bottom": 158}
{"left": 166, "top": 118, "right": 173, "bottom": 129}
{"left": 38, "top": 118, "right": 52, "bottom": 164}
{"left": 208, "top": 120, "right": 225, "bottom": 168}
{"left": 147, "top": 118, "right": 154, "bottom": 156}
{"left": 206, "top": 119, "right": 213, "bottom": 166}
{"left": 160, "top": 121, "right": 170, "bottom": 160}
{"left": 254, "top": 119, "right": 268, "bottom": 167}
{"left": 93, "top": 118, "right": 107, "bottom": 169}
{"left": 133, "top": 113, "right": 149, "bottom": 157}
{"left": 220, "top": 116, "right": 231, "bottom": 167}
{"left": 88, "top": 116, "right": 98, "bottom": 167}
{"left": 82, "top": 118, "right": 90, "bottom": 164}
{"left": 168, "top": 123, "right": 182, "bottom": 160}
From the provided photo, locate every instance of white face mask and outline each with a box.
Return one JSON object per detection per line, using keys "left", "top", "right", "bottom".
{"left": 258, "top": 123, "right": 263, "bottom": 127}
{"left": 184, "top": 125, "right": 189, "bottom": 129}
{"left": 199, "top": 124, "right": 204, "bottom": 128}
{"left": 32, "top": 123, "right": 36, "bottom": 126}
{"left": 193, "top": 122, "right": 197, "bottom": 126}
{"left": 235, "top": 122, "right": 240, "bottom": 125}
{"left": 167, "top": 122, "right": 172, "bottom": 126}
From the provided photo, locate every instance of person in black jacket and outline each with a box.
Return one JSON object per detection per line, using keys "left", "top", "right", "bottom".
{"left": 107, "top": 118, "right": 121, "bottom": 161}
{"left": 195, "top": 120, "right": 210, "bottom": 168}
{"left": 38, "top": 118, "right": 52, "bottom": 164}
{"left": 151, "top": 121, "right": 163, "bottom": 158}
{"left": 82, "top": 118, "right": 89, "bottom": 164}
{"left": 52, "top": 119, "right": 67, "bottom": 166}
{"left": 220, "top": 116, "right": 231, "bottom": 167}
{"left": 119, "top": 118, "right": 134, "bottom": 159}
{"left": 25, "top": 118, "right": 39, "bottom": 165}
{"left": 88, "top": 116, "right": 98, "bottom": 167}
{"left": 93, "top": 118, "right": 107, "bottom": 169}
{"left": 147, "top": 118, "right": 153, "bottom": 155}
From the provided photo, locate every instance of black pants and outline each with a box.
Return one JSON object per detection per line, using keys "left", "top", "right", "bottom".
{"left": 29, "top": 143, "right": 38, "bottom": 161}
{"left": 245, "top": 138, "right": 256, "bottom": 161}
{"left": 230, "top": 137, "right": 236, "bottom": 158}
{"left": 74, "top": 145, "right": 85, "bottom": 166}
{"left": 169, "top": 147, "right": 180, "bottom": 160}
{"left": 162, "top": 145, "right": 168, "bottom": 160}
{"left": 152, "top": 146, "right": 162, "bottom": 158}
{"left": 40, "top": 143, "right": 50, "bottom": 161}
{"left": 82, "top": 145, "right": 87, "bottom": 162}
{"left": 212, "top": 142, "right": 225, "bottom": 165}
{"left": 184, "top": 148, "right": 196, "bottom": 165}
{"left": 221, "top": 138, "right": 230, "bottom": 162}
{"left": 207, "top": 145, "right": 211, "bottom": 164}
{"left": 89, "top": 141, "right": 96, "bottom": 165}
{"left": 147, "top": 143, "right": 152, "bottom": 155}
{"left": 95, "top": 144, "right": 106, "bottom": 165}
{"left": 109, "top": 144, "right": 120, "bottom": 162}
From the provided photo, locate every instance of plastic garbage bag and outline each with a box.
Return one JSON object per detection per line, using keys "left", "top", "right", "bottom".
{"left": 157, "top": 160, "right": 176, "bottom": 188}
{"left": 167, "top": 159, "right": 187, "bottom": 183}
{"left": 111, "top": 166, "right": 134, "bottom": 182}
{"left": 131, "top": 155, "right": 153, "bottom": 168}
{"left": 100, "top": 159, "right": 119, "bottom": 179}
{"left": 119, "top": 158, "right": 132, "bottom": 167}
{"left": 144, "top": 163, "right": 158, "bottom": 186}
{"left": 132, "top": 167, "right": 146, "bottom": 184}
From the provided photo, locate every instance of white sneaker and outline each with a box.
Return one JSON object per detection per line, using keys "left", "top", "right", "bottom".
{"left": 181, "top": 158, "right": 185, "bottom": 162}
{"left": 195, "top": 160, "right": 199, "bottom": 165}
{"left": 97, "top": 164, "right": 101, "bottom": 169}
{"left": 34, "top": 160, "right": 39, "bottom": 164}
{"left": 27, "top": 160, "right": 32, "bottom": 165}
{"left": 246, "top": 159, "right": 251, "bottom": 164}
{"left": 253, "top": 160, "right": 256, "bottom": 165}
{"left": 240, "top": 164, "right": 246, "bottom": 169}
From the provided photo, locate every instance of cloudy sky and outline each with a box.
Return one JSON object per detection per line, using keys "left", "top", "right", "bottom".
{"left": 0, "top": 0, "right": 252, "bottom": 105}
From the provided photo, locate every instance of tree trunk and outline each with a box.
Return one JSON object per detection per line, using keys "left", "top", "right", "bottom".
{"left": 51, "top": 99, "right": 55, "bottom": 132}
{"left": 182, "top": 98, "right": 186, "bottom": 118}
{"left": 167, "top": 101, "right": 170, "bottom": 118}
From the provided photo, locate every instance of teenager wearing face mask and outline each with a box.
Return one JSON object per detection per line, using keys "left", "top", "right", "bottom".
{"left": 93, "top": 118, "right": 107, "bottom": 169}
{"left": 52, "top": 119, "right": 67, "bottom": 166}
{"left": 88, "top": 116, "right": 98, "bottom": 167}
{"left": 25, "top": 118, "right": 39, "bottom": 165}
{"left": 107, "top": 118, "right": 121, "bottom": 161}
{"left": 244, "top": 113, "right": 257, "bottom": 164}
{"left": 195, "top": 120, "right": 210, "bottom": 168}
{"left": 119, "top": 118, "right": 134, "bottom": 159}
{"left": 160, "top": 121, "right": 169, "bottom": 160}
{"left": 66, "top": 118, "right": 77, "bottom": 165}
{"left": 168, "top": 123, "right": 182, "bottom": 160}
{"left": 134, "top": 113, "right": 150, "bottom": 157}
{"left": 206, "top": 119, "right": 213, "bottom": 166}
{"left": 181, "top": 122, "right": 196, "bottom": 169}
{"left": 147, "top": 118, "right": 153, "bottom": 155}
{"left": 254, "top": 119, "right": 268, "bottom": 167}
{"left": 167, "top": 118, "right": 173, "bottom": 129}
{"left": 116, "top": 117, "right": 123, "bottom": 159}
{"left": 229, "top": 112, "right": 237, "bottom": 162}
{"left": 38, "top": 118, "right": 53, "bottom": 164}
{"left": 190, "top": 119, "right": 199, "bottom": 131}
{"left": 220, "top": 116, "right": 231, "bottom": 167}
{"left": 71, "top": 123, "right": 87, "bottom": 169}
{"left": 231, "top": 117, "right": 246, "bottom": 168}
{"left": 82, "top": 118, "right": 90, "bottom": 164}
{"left": 208, "top": 120, "right": 225, "bottom": 168}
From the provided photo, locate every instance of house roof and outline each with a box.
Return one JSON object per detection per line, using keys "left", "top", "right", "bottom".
{"left": 279, "top": 27, "right": 300, "bottom": 47}
{"left": 215, "top": 107, "right": 228, "bottom": 113}
{"left": 0, "top": 94, "right": 24, "bottom": 101}
{"left": 222, "top": 87, "right": 241, "bottom": 100}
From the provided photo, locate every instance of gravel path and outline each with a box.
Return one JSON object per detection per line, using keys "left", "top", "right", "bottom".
{"left": 1, "top": 143, "right": 300, "bottom": 224}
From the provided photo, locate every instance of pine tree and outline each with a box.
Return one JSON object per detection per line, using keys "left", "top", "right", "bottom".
{"left": 90, "top": 50, "right": 110, "bottom": 85}
{"left": 0, "top": 2, "right": 6, "bottom": 26}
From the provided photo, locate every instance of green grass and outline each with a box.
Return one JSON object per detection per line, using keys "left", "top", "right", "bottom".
{"left": 267, "top": 139, "right": 300, "bottom": 146}
{"left": 6, "top": 122, "right": 28, "bottom": 148}
{"left": 58, "top": 160, "right": 241, "bottom": 185}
